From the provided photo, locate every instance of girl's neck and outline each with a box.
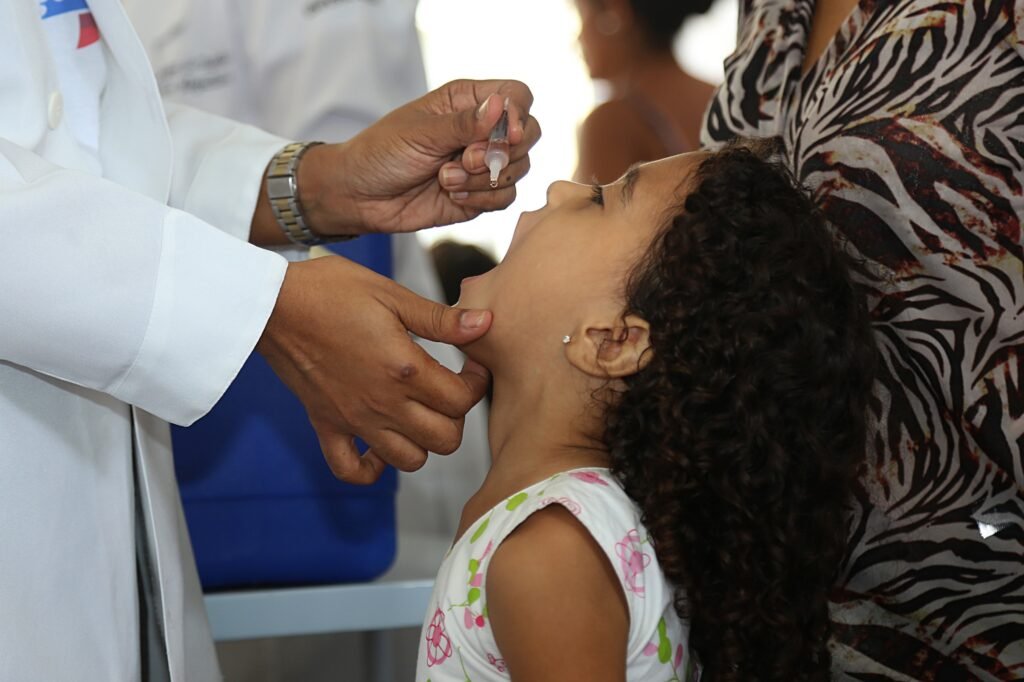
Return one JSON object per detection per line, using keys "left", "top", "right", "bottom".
{"left": 483, "top": 369, "right": 609, "bottom": 493}
{"left": 450, "top": 367, "right": 609, "bottom": 547}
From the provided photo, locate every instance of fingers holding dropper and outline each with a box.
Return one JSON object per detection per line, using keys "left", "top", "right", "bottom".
{"left": 440, "top": 152, "right": 530, "bottom": 194}
{"left": 436, "top": 91, "right": 540, "bottom": 197}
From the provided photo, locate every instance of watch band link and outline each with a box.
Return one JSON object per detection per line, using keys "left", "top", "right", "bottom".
{"left": 266, "top": 141, "right": 355, "bottom": 246}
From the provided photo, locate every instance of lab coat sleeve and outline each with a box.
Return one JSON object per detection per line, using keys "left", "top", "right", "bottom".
{"left": 0, "top": 138, "right": 287, "bottom": 426}
{"left": 163, "top": 100, "right": 293, "bottom": 242}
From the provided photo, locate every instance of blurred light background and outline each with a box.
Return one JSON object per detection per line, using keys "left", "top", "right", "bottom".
{"left": 415, "top": 0, "right": 738, "bottom": 259}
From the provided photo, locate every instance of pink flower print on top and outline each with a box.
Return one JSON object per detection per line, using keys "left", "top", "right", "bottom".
{"left": 487, "top": 652, "right": 508, "bottom": 673}
{"left": 615, "top": 529, "right": 651, "bottom": 596}
{"left": 569, "top": 470, "right": 609, "bottom": 486}
{"left": 538, "top": 496, "right": 582, "bottom": 516}
{"left": 425, "top": 608, "right": 453, "bottom": 667}
{"left": 464, "top": 608, "right": 486, "bottom": 629}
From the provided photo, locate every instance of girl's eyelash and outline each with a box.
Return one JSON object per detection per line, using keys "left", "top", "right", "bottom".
{"left": 590, "top": 184, "right": 604, "bottom": 206}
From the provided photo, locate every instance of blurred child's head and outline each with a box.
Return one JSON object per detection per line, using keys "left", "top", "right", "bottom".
{"left": 574, "top": 0, "right": 714, "bottom": 79}
{"left": 459, "top": 140, "right": 877, "bottom": 680}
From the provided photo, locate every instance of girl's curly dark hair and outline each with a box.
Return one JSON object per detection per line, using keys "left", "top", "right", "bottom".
{"left": 606, "top": 141, "right": 877, "bottom": 680}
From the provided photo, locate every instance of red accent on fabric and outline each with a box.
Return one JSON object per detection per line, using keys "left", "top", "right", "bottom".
{"left": 77, "top": 12, "right": 100, "bottom": 49}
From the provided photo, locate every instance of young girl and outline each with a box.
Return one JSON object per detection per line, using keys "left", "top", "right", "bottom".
{"left": 416, "top": 141, "right": 877, "bottom": 681}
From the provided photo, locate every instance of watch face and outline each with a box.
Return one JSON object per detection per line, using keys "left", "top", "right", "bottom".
{"left": 267, "top": 175, "right": 297, "bottom": 200}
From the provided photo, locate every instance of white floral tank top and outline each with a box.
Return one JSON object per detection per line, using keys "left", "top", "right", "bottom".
{"left": 415, "top": 467, "right": 698, "bottom": 681}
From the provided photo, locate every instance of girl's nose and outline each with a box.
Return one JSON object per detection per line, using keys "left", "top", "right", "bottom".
{"left": 545, "top": 180, "right": 586, "bottom": 207}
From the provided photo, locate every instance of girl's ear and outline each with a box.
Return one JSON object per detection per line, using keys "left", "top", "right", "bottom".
{"left": 566, "top": 315, "right": 653, "bottom": 378}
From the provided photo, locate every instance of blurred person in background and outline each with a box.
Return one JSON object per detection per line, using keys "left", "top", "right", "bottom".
{"left": 703, "top": 0, "right": 1023, "bottom": 678}
{"left": 573, "top": 0, "right": 716, "bottom": 184}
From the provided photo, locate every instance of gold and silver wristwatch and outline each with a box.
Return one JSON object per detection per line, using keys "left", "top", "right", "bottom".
{"left": 266, "top": 141, "right": 355, "bottom": 246}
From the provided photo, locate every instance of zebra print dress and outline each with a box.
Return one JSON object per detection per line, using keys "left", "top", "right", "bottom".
{"left": 702, "top": 0, "right": 1023, "bottom": 678}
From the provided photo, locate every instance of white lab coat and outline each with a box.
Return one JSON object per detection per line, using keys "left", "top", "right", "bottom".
{"left": 124, "top": 0, "right": 491, "bottom": 563}
{"left": 123, "top": 0, "right": 430, "bottom": 144}
{"left": 0, "top": 0, "right": 290, "bottom": 679}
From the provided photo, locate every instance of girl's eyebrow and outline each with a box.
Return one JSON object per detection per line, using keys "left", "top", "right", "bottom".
{"left": 619, "top": 164, "right": 642, "bottom": 206}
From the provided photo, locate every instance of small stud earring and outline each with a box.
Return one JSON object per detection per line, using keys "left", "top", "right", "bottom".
{"left": 562, "top": 335, "right": 572, "bottom": 345}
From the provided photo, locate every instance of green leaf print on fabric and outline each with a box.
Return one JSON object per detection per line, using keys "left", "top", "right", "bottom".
{"left": 466, "top": 542, "right": 491, "bottom": 590}
{"left": 657, "top": 618, "right": 672, "bottom": 663}
{"left": 643, "top": 618, "right": 687, "bottom": 680}
{"left": 506, "top": 492, "right": 529, "bottom": 511}
{"left": 469, "top": 517, "right": 490, "bottom": 544}
{"left": 453, "top": 539, "right": 494, "bottom": 635}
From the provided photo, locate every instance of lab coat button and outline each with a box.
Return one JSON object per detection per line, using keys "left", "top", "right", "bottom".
{"left": 47, "top": 91, "right": 64, "bottom": 129}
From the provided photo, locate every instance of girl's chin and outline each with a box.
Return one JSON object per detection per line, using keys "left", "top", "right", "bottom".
{"left": 455, "top": 272, "right": 493, "bottom": 309}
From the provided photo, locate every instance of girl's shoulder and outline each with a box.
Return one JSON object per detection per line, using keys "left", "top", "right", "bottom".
{"left": 500, "top": 468, "right": 670, "bottom": 612}
{"left": 422, "top": 468, "right": 694, "bottom": 680}
{"left": 442, "top": 468, "right": 690, "bottom": 668}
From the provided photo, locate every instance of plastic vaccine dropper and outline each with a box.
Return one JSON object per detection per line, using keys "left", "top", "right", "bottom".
{"left": 485, "top": 98, "right": 510, "bottom": 188}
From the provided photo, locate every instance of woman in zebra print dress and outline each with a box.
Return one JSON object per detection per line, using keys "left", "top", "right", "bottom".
{"left": 702, "top": 0, "right": 1022, "bottom": 678}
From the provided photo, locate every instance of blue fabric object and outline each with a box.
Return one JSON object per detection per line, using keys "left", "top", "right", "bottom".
{"left": 173, "top": 235, "right": 398, "bottom": 589}
{"left": 40, "top": 0, "right": 89, "bottom": 20}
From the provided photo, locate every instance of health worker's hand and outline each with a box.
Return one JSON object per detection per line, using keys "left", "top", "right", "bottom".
{"left": 298, "top": 79, "right": 540, "bottom": 236}
{"left": 256, "top": 256, "right": 492, "bottom": 484}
